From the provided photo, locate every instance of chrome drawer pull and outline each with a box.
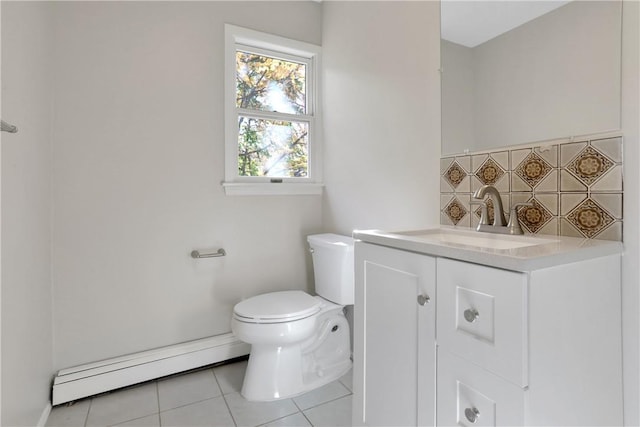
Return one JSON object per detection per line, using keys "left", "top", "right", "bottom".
{"left": 417, "top": 294, "right": 431, "bottom": 306}
{"left": 463, "top": 308, "right": 479, "bottom": 323}
{"left": 465, "top": 407, "right": 480, "bottom": 423}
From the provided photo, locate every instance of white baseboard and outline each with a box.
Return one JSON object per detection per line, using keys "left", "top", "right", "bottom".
{"left": 37, "top": 402, "right": 51, "bottom": 427}
{"left": 52, "top": 333, "right": 249, "bottom": 405}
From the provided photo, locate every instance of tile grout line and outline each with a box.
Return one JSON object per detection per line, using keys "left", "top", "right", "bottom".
{"left": 212, "top": 367, "right": 239, "bottom": 427}
{"left": 155, "top": 381, "right": 162, "bottom": 427}
{"left": 83, "top": 399, "right": 93, "bottom": 427}
{"left": 157, "top": 396, "right": 223, "bottom": 414}
{"left": 290, "top": 398, "right": 314, "bottom": 427}
{"left": 300, "top": 391, "right": 352, "bottom": 413}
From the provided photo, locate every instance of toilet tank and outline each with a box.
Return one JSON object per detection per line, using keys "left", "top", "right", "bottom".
{"left": 307, "top": 233, "right": 354, "bottom": 305}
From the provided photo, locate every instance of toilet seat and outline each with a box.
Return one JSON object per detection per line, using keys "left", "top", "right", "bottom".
{"left": 233, "top": 291, "right": 322, "bottom": 324}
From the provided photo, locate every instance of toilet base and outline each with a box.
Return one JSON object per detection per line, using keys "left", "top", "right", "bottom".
{"left": 240, "top": 310, "right": 352, "bottom": 402}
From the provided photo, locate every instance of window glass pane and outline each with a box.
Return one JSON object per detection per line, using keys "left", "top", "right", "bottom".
{"left": 237, "top": 116, "right": 308, "bottom": 177}
{"left": 236, "top": 51, "right": 306, "bottom": 115}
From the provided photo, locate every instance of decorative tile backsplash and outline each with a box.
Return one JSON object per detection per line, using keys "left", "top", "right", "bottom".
{"left": 440, "top": 136, "right": 623, "bottom": 241}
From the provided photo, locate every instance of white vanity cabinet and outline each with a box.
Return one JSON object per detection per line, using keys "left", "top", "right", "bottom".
{"left": 352, "top": 242, "right": 436, "bottom": 426}
{"left": 353, "top": 233, "right": 623, "bottom": 427}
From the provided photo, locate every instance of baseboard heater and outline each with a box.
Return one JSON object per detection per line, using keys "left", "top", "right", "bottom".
{"left": 52, "top": 333, "right": 250, "bottom": 405}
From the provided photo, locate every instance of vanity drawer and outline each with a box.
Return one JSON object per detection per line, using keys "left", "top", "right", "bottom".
{"left": 436, "top": 258, "right": 528, "bottom": 386}
{"left": 437, "top": 350, "right": 524, "bottom": 427}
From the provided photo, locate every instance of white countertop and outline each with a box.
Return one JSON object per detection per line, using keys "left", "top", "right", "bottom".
{"left": 353, "top": 226, "right": 623, "bottom": 272}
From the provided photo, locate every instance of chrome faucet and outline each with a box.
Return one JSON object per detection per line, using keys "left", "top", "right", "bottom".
{"left": 473, "top": 185, "right": 506, "bottom": 226}
{"left": 472, "top": 185, "right": 532, "bottom": 235}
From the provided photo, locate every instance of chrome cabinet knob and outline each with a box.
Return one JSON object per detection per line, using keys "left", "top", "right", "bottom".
{"left": 417, "top": 294, "right": 430, "bottom": 306}
{"left": 463, "top": 308, "right": 479, "bottom": 323}
{"left": 465, "top": 407, "right": 480, "bottom": 423}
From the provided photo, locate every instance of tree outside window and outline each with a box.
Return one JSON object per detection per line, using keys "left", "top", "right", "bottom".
{"left": 235, "top": 50, "right": 310, "bottom": 178}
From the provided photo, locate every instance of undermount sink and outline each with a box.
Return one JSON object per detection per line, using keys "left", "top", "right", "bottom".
{"left": 394, "top": 228, "right": 558, "bottom": 250}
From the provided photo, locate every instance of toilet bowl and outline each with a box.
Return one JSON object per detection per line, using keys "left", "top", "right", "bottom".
{"left": 231, "top": 234, "right": 354, "bottom": 402}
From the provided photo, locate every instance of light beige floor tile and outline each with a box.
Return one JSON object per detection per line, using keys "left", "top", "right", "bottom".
{"left": 225, "top": 392, "right": 298, "bottom": 427}
{"left": 214, "top": 360, "right": 248, "bottom": 395}
{"left": 86, "top": 383, "right": 158, "bottom": 427}
{"left": 338, "top": 369, "right": 353, "bottom": 392}
{"left": 110, "top": 414, "right": 160, "bottom": 427}
{"left": 158, "top": 369, "right": 221, "bottom": 411}
{"left": 259, "top": 412, "right": 311, "bottom": 427}
{"left": 293, "top": 381, "right": 350, "bottom": 411}
{"left": 46, "top": 400, "right": 91, "bottom": 427}
{"left": 160, "top": 396, "right": 235, "bottom": 427}
{"left": 303, "top": 395, "right": 352, "bottom": 427}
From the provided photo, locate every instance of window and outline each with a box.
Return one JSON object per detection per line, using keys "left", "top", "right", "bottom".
{"left": 224, "top": 25, "right": 322, "bottom": 195}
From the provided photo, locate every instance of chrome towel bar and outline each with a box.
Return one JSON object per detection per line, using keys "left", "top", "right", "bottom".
{"left": 191, "top": 248, "right": 226, "bottom": 259}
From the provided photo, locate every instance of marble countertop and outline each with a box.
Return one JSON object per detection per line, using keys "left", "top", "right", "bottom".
{"left": 353, "top": 226, "right": 623, "bottom": 272}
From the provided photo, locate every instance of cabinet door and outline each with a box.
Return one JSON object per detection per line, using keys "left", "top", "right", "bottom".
{"left": 353, "top": 242, "right": 436, "bottom": 427}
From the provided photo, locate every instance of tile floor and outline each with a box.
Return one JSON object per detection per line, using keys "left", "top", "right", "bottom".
{"left": 46, "top": 359, "right": 353, "bottom": 427}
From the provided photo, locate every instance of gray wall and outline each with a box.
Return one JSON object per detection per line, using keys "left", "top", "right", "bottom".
{"left": 441, "top": 40, "right": 475, "bottom": 155}
{"left": 51, "top": 1, "right": 324, "bottom": 369}
{"left": 1, "top": 2, "right": 54, "bottom": 425}
{"left": 442, "top": 0, "right": 622, "bottom": 154}
{"left": 321, "top": 1, "right": 441, "bottom": 235}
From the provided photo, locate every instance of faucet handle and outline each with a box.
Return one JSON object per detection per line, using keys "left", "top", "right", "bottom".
{"left": 507, "top": 202, "right": 534, "bottom": 235}
{"left": 470, "top": 200, "right": 490, "bottom": 226}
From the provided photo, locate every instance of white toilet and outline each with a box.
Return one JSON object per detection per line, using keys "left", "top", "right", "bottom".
{"left": 231, "top": 233, "right": 354, "bottom": 402}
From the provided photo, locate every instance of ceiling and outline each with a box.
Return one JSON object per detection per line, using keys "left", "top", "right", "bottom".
{"left": 441, "top": 0, "right": 571, "bottom": 48}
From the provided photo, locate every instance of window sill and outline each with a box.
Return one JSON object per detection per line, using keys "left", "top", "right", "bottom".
{"left": 222, "top": 182, "right": 324, "bottom": 196}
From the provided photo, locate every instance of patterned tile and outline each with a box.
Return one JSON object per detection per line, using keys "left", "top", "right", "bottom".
{"left": 441, "top": 176, "right": 455, "bottom": 193}
{"left": 514, "top": 152, "right": 552, "bottom": 188}
{"left": 591, "top": 137, "right": 622, "bottom": 162}
{"left": 516, "top": 199, "right": 553, "bottom": 233}
{"left": 560, "top": 169, "right": 588, "bottom": 192}
{"left": 444, "top": 197, "right": 467, "bottom": 226}
{"left": 591, "top": 193, "right": 623, "bottom": 219}
{"left": 443, "top": 161, "right": 467, "bottom": 189}
{"left": 473, "top": 198, "right": 494, "bottom": 224}
{"left": 534, "top": 194, "right": 559, "bottom": 216}
{"left": 537, "top": 218, "right": 559, "bottom": 236}
{"left": 456, "top": 155, "right": 471, "bottom": 173}
{"left": 440, "top": 157, "right": 454, "bottom": 175}
{"left": 439, "top": 135, "right": 623, "bottom": 241}
{"left": 535, "top": 145, "right": 559, "bottom": 168}
{"left": 565, "top": 198, "right": 615, "bottom": 238}
{"left": 560, "top": 141, "right": 588, "bottom": 167}
{"left": 566, "top": 146, "right": 614, "bottom": 185}
{"left": 471, "top": 154, "right": 489, "bottom": 172}
{"left": 535, "top": 169, "right": 559, "bottom": 192}
{"left": 511, "top": 149, "right": 532, "bottom": 171}
{"left": 475, "top": 158, "right": 505, "bottom": 186}
{"left": 560, "top": 193, "right": 588, "bottom": 216}
{"left": 594, "top": 221, "right": 623, "bottom": 241}
{"left": 491, "top": 151, "right": 509, "bottom": 171}
{"left": 591, "top": 165, "right": 623, "bottom": 192}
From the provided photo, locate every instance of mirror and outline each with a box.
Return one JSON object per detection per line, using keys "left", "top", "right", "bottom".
{"left": 441, "top": 1, "right": 622, "bottom": 156}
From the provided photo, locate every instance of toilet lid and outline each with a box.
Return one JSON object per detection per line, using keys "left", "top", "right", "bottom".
{"left": 234, "top": 291, "right": 322, "bottom": 323}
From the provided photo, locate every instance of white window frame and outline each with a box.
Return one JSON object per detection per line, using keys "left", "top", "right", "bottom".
{"left": 223, "top": 24, "right": 323, "bottom": 196}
